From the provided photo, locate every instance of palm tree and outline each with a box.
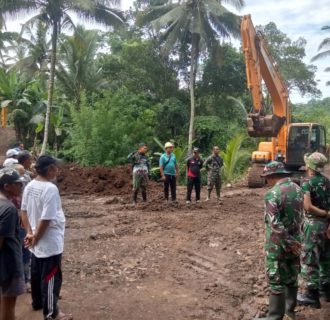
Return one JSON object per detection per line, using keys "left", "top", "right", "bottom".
{"left": 0, "top": 0, "right": 125, "bottom": 154}
{"left": 138, "top": 0, "right": 244, "bottom": 150}
{"left": 312, "top": 26, "right": 330, "bottom": 86}
{"left": 57, "top": 25, "right": 107, "bottom": 109}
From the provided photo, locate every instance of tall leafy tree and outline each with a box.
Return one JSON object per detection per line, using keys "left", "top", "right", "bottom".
{"left": 257, "top": 22, "right": 321, "bottom": 97}
{"left": 0, "top": 0, "right": 125, "bottom": 154}
{"left": 138, "top": 0, "right": 244, "bottom": 150}
{"left": 57, "top": 25, "right": 106, "bottom": 109}
{"left": 312, "top": 26, "right": 330, "bottom": 86}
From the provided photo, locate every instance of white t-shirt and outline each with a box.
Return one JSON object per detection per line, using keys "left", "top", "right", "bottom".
{"left": 21, "top": 180, "right": 65, "bottom": 258}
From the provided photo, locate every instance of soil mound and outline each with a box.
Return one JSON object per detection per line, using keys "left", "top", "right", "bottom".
{"left": 0, "top": 127, "right": 16, "bottom": 164}
{"left": 57, "top": 163, "right": 160, "bottom": 197}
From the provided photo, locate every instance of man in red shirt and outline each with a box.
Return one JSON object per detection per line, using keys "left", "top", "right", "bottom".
{"left": 186, "top": 148, "right": 203, "bottom": 203}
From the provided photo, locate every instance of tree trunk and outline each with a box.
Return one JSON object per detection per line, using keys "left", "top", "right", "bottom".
{"left": 40, "top": 21, "right": 58, "bottom": 155}
{"left": 188, "top": 33, "right": 199, "bottom": 152}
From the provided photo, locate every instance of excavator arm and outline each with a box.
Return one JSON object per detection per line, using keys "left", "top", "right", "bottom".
{"left": 241, "top": 15, "right": 290, "bottom": 138}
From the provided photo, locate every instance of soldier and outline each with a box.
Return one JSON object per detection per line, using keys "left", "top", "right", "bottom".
{"left": 258, "top": 161, "right": 303, "bottom": 320}
{"left": 127, "top": 143, "right": 150, "bottom": 205}
{"left": 204, "top": 146, "right": 223, "bottom": 202}
{"left": 297, "top": 152, "right": 330, "bottom": 308}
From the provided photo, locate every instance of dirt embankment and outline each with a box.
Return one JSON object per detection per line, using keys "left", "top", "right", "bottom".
{"left": 0, "top": 127, "right": 16, "bottom": 164}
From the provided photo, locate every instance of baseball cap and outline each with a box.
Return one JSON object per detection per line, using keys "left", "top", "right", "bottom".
{"left": 193, "top": 147, "right": 200, "bottom": 153}
{"left": 164, "top": 142, "right": 174, "bottom": 149}
{"left": 6, "top": 149, "right": 19, "bottom": 158}
{"left": 35, "top": 155, "right": 61, "bottom": 171}
{"left": 261, "top": 161, "right": 291, "bottom": 177}
{"left": 0, "top": 168, "right": 24, "bottom": 186}
{"left": 304, "top": 152, "right": 328, "bottom": 173}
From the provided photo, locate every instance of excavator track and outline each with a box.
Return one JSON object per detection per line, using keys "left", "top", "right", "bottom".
{"left": 247, "top": 163, "right": 266, "bottom": 188}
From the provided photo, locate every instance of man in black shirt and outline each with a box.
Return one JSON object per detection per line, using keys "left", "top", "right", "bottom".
{"left": 186, "top": 148, "right": 203, "bottom": 203}
{"left": 0, "top": 168, "right": 25, "bottom": 320}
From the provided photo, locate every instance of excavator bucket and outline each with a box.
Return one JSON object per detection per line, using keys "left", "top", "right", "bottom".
{"left": 247, "top": 114, "right": 286, "bottom": 137}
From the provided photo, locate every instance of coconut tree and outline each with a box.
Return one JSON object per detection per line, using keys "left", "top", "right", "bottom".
{"left": 138, "top": 0, "right": 244, "bottom": 150}
{"left": 0, "top": 0, "right": 125, "bottom": 154}
{"left": 312, "top": 26, "right": 330, "bottom": 86}
{"left": 57, "top": 25, "right": 107, "bottom": 109}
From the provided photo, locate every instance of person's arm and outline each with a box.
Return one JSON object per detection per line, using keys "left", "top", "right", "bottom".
{"left": 303, "top": 193, "right": 330, "bottom": 218}
{"left": 21, "top": 210, "right": 33, "bottom": 234}
{"left": 175, "top": 164, "right": 179, "bottom": 177}
{"left": 203, "top": 156, "right": 210, "bottom": 170}
{"left": 199, "top": 158, "right": 203, "bottom": 169}
{"left": 0, "top": 207, "right": 16, "bottom": 249}
{"left": 32, "top": 220, "right": 50, "bottom": 246}
{"left": 159, "top": 155, "right": 165, "bottom": 180}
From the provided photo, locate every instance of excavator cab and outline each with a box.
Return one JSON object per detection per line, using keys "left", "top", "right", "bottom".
{"left": 286, "top": 124, "right": 327, "bottom": 168}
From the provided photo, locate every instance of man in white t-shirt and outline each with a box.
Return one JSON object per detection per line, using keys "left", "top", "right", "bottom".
{"left": 21, "top": 155, "right": 72, "bottom": 320}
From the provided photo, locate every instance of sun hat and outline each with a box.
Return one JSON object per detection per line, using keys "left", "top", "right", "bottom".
{"left": 261, "top": 161, "right": 291, "bottom": 177}
{"left": 164, "top": 142, "right": 174, "bottom": 149}
{"left": 304, "top": 152, "right": 328, "bottom": 173}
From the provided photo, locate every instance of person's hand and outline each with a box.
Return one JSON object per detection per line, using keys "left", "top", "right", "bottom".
{"left": 289, "top": 241, "right": 302, "bottom": 256}
{"left": 327, "top": 227, "right": 330, "bottom": 240}
{"left": 175, "top": 172, "right": 179, "bottom": 178}
{"left": 161, "top": 175, "right": 166, "bottom": 181}
{"left": 24, "top": 233, "right": 34, "bottom": 249}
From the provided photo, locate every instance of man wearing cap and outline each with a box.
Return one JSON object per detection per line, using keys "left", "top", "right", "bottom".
{"left": 0, "top": 168, "right": 25, "bottom": 320}
{"left": 3, "top": 149, "right": 19, "bottom": 168}
{"left": 204, "top": 146, "right": 223, "bottom": 202}
{"left": 21, "top": 155, "right": 72, "bottom": 320}
{"left": 258, "top": 161, "right": 303, "bottom": 320}
{"left": 297, "top": 152, "right": 330, "bottom": 308}
{"left": 159, "top": 142, "right": 179, "bottom": 202}
{"left": 17, "top": 150, "right": 33, "bottom": 184}
{"left": 128, "top": 143, "right": 150, "bottom": 205}
{"left": 186, "top": 148, "right": 203, "bottom": 203}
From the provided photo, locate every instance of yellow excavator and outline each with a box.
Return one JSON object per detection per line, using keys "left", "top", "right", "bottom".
{"left": 241, "top": 15, "right": 327, "bottom": 187}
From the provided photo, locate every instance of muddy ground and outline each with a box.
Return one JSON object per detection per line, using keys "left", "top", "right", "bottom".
{"left": 15, "top": 184, "right": 330, "bottom": 320}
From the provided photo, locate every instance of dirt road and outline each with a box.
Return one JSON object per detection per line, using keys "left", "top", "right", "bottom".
{"left": 15, "top": 185, "right": 330, "bottom": 320}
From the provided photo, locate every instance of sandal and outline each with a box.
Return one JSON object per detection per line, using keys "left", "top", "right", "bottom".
{"left": 54, "top": 311, "right": 73, "bottom": 320}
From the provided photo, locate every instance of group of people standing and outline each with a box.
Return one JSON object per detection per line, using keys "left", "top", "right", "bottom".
{"left": 260, "top": 152, "right": 330, "bottom": 320}
{"left": 0, "top": 149, "right": 72, "bottom": 320}
{"left": 127, "top": 142, "right": 224, "bottom": 205}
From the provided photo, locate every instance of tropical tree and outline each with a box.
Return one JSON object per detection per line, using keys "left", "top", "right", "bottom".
{"left": 312, "top": 26, "right": 330, "bottom": 86}
{"left": 0, "top": 0, "right": 125, "bottom": 154}
{"left": 57, "top": 25, "right": 106, "bottom": 109}
{"left": 138, "top": 0, "right": 244, "bottom": 150}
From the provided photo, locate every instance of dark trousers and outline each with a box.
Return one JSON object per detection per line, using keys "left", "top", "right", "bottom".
{"left": 164, "top": 175, "right": 176, "bottom": 201}
{"left": 187, "top": 176, "right": 201, "bottom": 201}
{"left": 31, "top": 253, "right": 62, "bottom": 319}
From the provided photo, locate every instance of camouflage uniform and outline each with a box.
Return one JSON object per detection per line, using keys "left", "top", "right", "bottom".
{"left": 264, "top": 177, "right": 304, "bottom": 294}
{"left": 300, "top": 174, "right": 330, "bottom": 289}
{"left": 204, "top": 155, "right": 223, "bottom": 199}
{"left": 127, "top": 151, "right": 150, "bottom": 194}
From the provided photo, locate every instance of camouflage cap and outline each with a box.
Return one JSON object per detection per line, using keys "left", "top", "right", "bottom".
{"left": 304, "top": 152, "right": 328, "bottom": 172}
{"left": 261, "top": 161, "right": 291, "bottom": 177}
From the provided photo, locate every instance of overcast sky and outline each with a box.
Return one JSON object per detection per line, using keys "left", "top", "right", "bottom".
{"left": 5, "top": 0, "right": 330, "bottom": 103}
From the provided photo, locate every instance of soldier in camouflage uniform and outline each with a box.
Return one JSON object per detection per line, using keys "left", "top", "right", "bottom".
{"left": 297, "top": 152, "right": 330, "bottom": 308}
{"left": 204, "top": 146, "right": 223, "bottom": 202}
{"left": 258, "top": 161, "right": 304, "bottom": 320}
{"left": 127, "top": 143, "right": 150, "bottom": 205}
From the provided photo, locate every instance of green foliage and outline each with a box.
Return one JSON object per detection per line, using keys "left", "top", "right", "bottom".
{"left": 257, "top": 22, "right": 320, "bottom": 97}
{"left": 66, "top": 89, "right": 157, "bottom": 166}
{"left": 221, "top": 133, "right": 250, "bottom": 183}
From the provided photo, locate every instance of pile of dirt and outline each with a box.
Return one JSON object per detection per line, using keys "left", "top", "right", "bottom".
{"left": 0, "top": 127, "right": 16, "bottom": 164}
{"left": 57, "top": 163, "right": 160, "bottom": 197}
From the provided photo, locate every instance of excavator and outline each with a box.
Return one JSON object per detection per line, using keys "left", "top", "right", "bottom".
{"left": 240, "top": 15, "right": 327, "bottom": 187}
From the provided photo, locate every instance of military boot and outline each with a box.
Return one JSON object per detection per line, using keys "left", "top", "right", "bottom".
{"left": 297, "top": 288, "right": 321, "bottom": 309}
{"left": 132, "top": 191, "right": 138, "bottom": 205}
{"left": 257, "top": 293, "right": 286, "bottom": 320}
{"left": 142, "top": 191, "right": 147, "bottom": 202}
{"left": 284, "top": 286, "right": 298, "bottom": 320}
{"left": 319, "top": 283, "right": 330, "bottom": 302}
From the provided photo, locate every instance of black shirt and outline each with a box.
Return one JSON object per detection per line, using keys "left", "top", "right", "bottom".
{"left": 187, "top": 156, "right": 203, "bottom": 177}
{"left": 0, "top": 198, "right": 23, "bottom": 284}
